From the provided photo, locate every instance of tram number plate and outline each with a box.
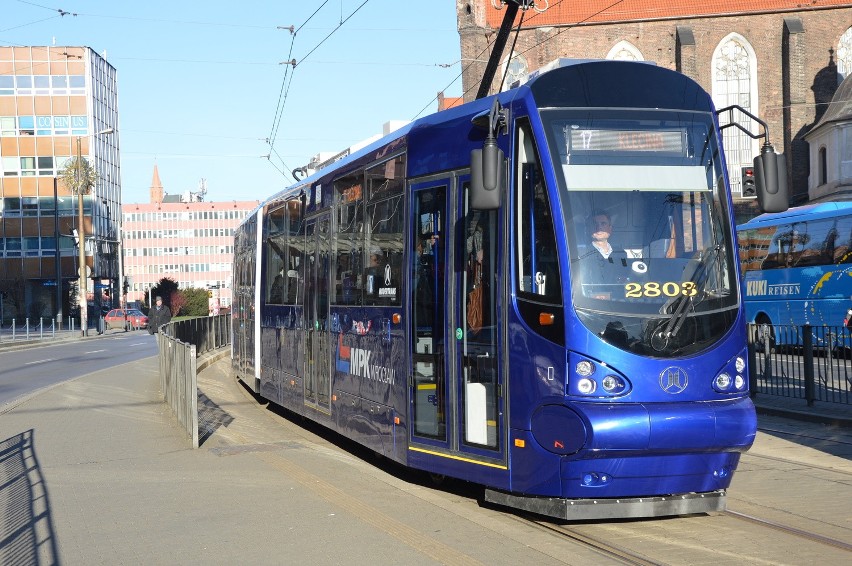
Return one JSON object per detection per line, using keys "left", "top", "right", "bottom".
{"left": 624, "top": 281, "right": 698, "bottom": 298}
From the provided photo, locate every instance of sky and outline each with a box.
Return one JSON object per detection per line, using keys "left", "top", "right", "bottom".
{"left": 1, "top": 0, "right": 464, "bottom": 204}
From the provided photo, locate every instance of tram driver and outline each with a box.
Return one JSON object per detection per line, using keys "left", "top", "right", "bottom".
{"left": 577, "top": 210, "right": 629, "bottom": 299}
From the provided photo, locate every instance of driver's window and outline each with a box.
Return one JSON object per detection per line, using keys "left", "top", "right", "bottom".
{"left": 516, "top": 120, "right": 561, "bottom": 304}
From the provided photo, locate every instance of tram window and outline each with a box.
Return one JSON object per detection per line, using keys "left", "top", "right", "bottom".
{"left": 264, "top": 199, "right": 303, "bottom": 305}
{"left": 265, "top": 207, "right": 287, "bottom": 305}
{"left": 367, "top": 154, "right": 405, "bottom": 201}
{"left": 516, "top": 123, "right": 561, "bottom": 304}
{"left": 334, "top": 172, "right": 365, "bottom": 305}
{"left": 364, "top": 195, "right": 403, "bottom": 306}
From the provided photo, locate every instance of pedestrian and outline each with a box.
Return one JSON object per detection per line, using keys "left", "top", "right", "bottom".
{"left": 148, "top": 295, "right": 172, "bottom": 334}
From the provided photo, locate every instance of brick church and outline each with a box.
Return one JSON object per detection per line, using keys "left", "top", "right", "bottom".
{"left": 455, "top": 1, "right": 852, "bottom": 220}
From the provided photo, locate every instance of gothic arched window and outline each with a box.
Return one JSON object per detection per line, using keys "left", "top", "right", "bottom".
{"left": 838, "top": 26, "right": 852, "bottom": 80}
{"left": 606, "top": 41, "right": 643, "bottom": 61}
{"left": 712, "top": 34, "right": 759, "bottom": 198}
{"left": 502, "top": 52, "right": 528, "bottom": 90}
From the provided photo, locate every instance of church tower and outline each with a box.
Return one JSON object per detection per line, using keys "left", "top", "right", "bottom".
{"left": 150, "top": 164, "right": 164, "bottom": 204}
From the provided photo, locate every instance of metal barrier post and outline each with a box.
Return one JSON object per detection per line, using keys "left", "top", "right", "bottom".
{"left": 12, "top": 319, "right": 15, "bottom": 340}
{"left": 803, "top": 324, "right": 815, "bottom": 406}
{"left": 748, "top": 324, "right": 758, "bottom": 397}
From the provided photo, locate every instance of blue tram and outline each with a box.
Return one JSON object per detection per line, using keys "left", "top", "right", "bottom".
{"left": 232, "top": 59, "right": 786, "bottom": 520}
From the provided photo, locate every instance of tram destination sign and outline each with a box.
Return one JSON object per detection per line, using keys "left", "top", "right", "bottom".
{"left": 569, "top": 128, "right": 685, "bottom": 154}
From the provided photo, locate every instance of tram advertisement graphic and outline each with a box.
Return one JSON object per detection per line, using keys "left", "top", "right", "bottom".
{"left": 336, "top": 329, "right": 396, "bottom": 385}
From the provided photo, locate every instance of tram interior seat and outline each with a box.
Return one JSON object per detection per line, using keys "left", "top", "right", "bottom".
{"left": 648, "top": 238, "right": 673, "bottom": 258}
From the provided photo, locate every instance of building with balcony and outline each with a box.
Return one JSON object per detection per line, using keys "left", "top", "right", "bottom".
{"left": 122, "top": 165, "right": 258, "bottom": 312}
{"left": 0, "top": 45, "right": 120, "bottom": 322}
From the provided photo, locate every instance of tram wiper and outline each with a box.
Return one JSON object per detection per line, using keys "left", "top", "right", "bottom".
{"left": 652, "top": 244, "right": 721, "bottom": 351}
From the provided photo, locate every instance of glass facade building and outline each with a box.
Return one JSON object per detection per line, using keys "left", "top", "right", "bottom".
{"left": 0, "top": 46, "right": 120, "bottom": 321}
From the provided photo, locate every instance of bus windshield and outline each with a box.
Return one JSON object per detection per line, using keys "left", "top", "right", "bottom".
{"left": 541, "top": 108, "right": 738, "bottom": 357}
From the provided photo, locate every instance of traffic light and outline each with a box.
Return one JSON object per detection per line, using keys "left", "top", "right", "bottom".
{"left": 208, "top": 290, "right": 213, "bottom": 298}
{"left": 741, "top": 166, "right": 757, "bottom": 198}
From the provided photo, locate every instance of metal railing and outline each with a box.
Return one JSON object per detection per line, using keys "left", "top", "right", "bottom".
{"left": 749, "top": 323, "right": 852, "bottom": 406}
{"left": 164, "top": 315, "right": 230, "bottom": 357}
{"left": 157, "top": 315, "right": 231, "bottom": 448}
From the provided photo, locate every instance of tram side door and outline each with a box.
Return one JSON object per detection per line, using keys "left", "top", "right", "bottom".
{"left": 303, "top": 214, "right": 332, "bottom": 413}
{"left": 455, "top": 179, "right": 503, "bottom": 457}
{"left": 409, "top": 176, "right": 505, "bottom": 463}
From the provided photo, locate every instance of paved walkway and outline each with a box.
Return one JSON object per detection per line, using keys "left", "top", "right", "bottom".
{"left": 0, "top": 350, "right": 612, "bottom": 565}
{"left": 0, "top": 340, "right": 849, "bottom": 564}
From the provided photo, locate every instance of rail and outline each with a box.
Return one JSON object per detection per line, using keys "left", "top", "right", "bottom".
{"left": 749, "top": 323, "right": 852, "bottom": 406}
{"left": 157, "top": 315, "right": 230, "bottom": 447}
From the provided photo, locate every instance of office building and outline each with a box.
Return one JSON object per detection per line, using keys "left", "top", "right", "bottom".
{"left": 122, "top": 165, "right": 258, "bottom": 312}
{"left": 0, "top": 45, "right": 120, "bottom": 321}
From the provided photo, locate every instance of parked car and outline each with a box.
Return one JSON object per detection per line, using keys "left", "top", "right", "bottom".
{"left": 103, "top": 308, "right": 149, "bottom": 330}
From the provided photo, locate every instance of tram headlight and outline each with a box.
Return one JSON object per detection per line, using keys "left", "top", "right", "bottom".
{"left": 601, "top": 375, "right": 626, "bottom": 394}
{"left": 714, "top": 372, "right": 732, "bottom": 391}
{"left": 735, "top": 356, "right": 746, "bottom": 374}
{"left": 734, "top": 374, "right": 745, "bottom": 390}
{"left": 575, "top": 360, "right": 595, "bottom": 377}
{"left": 577, "top": 378, "right": 596, "bottom": 394}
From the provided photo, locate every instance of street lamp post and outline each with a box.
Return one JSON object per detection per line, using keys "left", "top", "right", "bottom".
{"left": 76, "top": 136, "right": 88, "bottom": 336}
{"left": 54, "top": 177, "right": 62, "bottom": 330}
{"left": 75, "top": 127, "right": 114, "bottom": 337}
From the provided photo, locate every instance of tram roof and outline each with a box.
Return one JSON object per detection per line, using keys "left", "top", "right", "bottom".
{"left": 253, "top": 59, "right": 712, "bottom": 214}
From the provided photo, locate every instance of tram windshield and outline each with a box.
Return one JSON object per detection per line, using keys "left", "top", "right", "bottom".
{"left": 541, "top": 109, "right": 738, "bottom": 357}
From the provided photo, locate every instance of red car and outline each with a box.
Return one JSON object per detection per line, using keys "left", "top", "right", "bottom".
{"left": 104, "top": 308, "right": 149, "bottom": 330}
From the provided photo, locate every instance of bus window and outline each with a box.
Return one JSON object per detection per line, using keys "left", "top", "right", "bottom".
{"left": 763, "top": 223, "right": 806, "bottom": 269}
{"left": 798, "top": 218, "right": 837, "bottom": 267}
{"left": 837, "top": 216, "right": 852, "bottom": 263}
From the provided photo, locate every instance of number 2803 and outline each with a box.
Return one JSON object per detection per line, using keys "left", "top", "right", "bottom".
{"left": 624, "top": 281, "right": 698, "bottom": 298}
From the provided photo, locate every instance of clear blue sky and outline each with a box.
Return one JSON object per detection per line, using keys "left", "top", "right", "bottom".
{"left": 2, "top": 1, "right": 463, "bottom": 204}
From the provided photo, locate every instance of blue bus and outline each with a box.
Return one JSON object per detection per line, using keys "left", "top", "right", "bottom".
{"left": 737, "top": 201, "right": 852, "bottom": 347}
{"left": 232, "top": 59, "right": 786, "bottom": 520}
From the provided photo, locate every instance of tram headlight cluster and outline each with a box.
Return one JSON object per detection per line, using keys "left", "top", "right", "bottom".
{"left": 569, "top": 353, "right": 631, "bottom": 398}
{"left": 712, "top": 353, "right": 748, "bottom": 393}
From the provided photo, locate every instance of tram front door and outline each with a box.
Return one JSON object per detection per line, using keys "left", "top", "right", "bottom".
{"left": 409, "top": 175, "right": 505, "bottom": 464}
{"left": 303, "top": 214, "right": 331, "bottom": 413}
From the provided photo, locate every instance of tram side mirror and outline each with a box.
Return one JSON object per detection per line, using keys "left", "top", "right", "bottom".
{"left": 470, "top": 142, "right": 504, "bottom": 210}
{"left": 753, "top": 147, "right": 789, "bottom": 213}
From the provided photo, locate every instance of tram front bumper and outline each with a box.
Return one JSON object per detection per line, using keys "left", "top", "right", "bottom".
{"left": 518, "top": 396, "right": 756, "bottom": 499}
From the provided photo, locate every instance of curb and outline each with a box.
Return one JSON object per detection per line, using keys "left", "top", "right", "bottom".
{"left": 754, "top": 404, "right": 852, "bottom": 428}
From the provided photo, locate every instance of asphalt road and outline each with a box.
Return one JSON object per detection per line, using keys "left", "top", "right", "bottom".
{"left": 0, "top": 331, "right": 159, "bottom": 409}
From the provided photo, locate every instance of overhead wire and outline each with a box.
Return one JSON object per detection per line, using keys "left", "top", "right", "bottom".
{"left": 411, "top": 0, "right": 626, "bottom": 119}
{"left": 266, "top": 0, "right": 373, "bottom": 178}
{"left": 267, "top": 1, "right": 331, "bottom": 153}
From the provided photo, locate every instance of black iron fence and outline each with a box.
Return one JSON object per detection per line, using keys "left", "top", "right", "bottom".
{"left": 749, "top": 323, "right": 852, "bottom": 406}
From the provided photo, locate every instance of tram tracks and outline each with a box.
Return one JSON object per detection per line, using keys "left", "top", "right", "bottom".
{"left": 514, "top": 514, "right": 666, "bottom": 566}
{"left": 724, "top": 509, "right": 852, "bottom": 553}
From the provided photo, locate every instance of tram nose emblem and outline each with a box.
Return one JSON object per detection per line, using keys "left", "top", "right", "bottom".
{"left": 659, "top": 367, "right": 688, "bottom": 394}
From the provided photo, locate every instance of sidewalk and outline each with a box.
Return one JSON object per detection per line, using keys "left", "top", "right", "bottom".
{"left": 0, "top": 349, "right": 599, "bottom": 565}
{"left": 0, "top": 341, "right": 849, "bottom": 564}
{"left": 752, "top": 393, "right": 852, "bottom": 427}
